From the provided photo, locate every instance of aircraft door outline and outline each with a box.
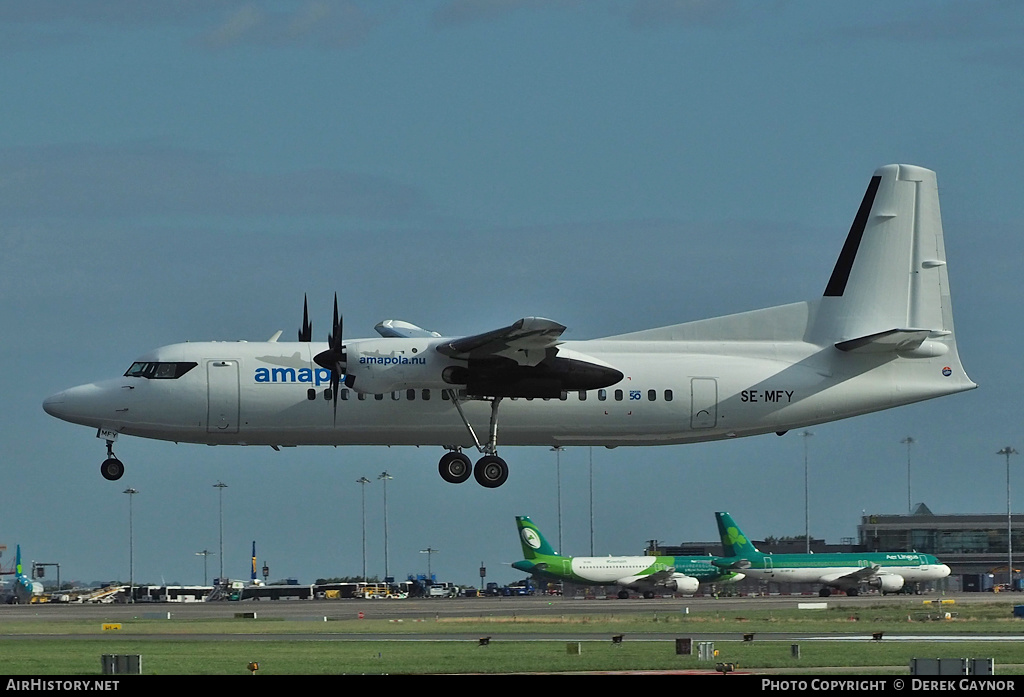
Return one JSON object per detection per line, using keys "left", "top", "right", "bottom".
{"left": 207, "top": 360, "right": 240, "bottom": 433}
{"left": 690, "top": 377, "right": 718, "bottom": 429}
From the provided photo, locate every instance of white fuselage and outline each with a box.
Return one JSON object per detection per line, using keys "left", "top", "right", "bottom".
{"left": 742, "top": 563, "right": 951, "bottom": 585}
{"left": 42, "top": 332, "right": 973, "bottom": 450}
{"left": 569, "top": 557, "right": 664, "bottom": 585}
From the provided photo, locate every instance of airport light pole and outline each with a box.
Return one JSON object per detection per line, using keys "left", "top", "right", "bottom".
{"left": 356, "top": 477, "right": 371, "bottom": 582}
{"left": 195, "top": 550, "right": 214, "bottom": 586}
{"left": 551, "top": 446, "right": 564, "bottom": 553}
{"left": 420, "top": 547, "right": 439, "bottom": 582}
{"left": 379, "top": 471, "right": 393, "bottom": 583}
{"left": 998, "top": 447, "right": 1018, "bottom": 589}
{"left": 213, "top": 481, "right": 228, "bottom": 583}
{"left": 589, "top": 447, "right": 594, "bottom": 556}
{"left": 123, "top": 488, "right": 138, "bottom": 603}
{"left": 902, "top": 436, "right": 916, "bottom": 514}
{"left": 802, "top": 431, "right": 813, "bottom": 554}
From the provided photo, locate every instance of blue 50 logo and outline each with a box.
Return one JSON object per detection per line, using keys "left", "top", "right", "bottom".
{"left": 629, "top": 390, "right": 641, "bottom": 400}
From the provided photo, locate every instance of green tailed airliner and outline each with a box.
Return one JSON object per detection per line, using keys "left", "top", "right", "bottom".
{"left": 713, "top": 512, "right": 950, "bottom": 597}
{"left": 511, "top": 516, "right": 742, "bottom": 598}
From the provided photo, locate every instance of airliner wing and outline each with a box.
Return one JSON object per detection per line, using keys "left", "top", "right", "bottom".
{"left": 639, "top": 569, "right": 676, "bottom": 585}
{"left": 821, "top": 564, "right": 881, "bottom": 585}
{"left": 713, "top": 558, "right": 752, "bottom": 570}
{"left": 614, "top": 568, "right": 676, "bottom": 588}
{"left": 436, "top": 317, "right": 566, "bottom": 367}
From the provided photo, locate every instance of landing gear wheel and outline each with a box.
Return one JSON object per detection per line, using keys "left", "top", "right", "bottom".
{"left": 438, "top": 452, "right": 473, "bottom": 484}
{"left": 643, "top": 591, "right": 655, "bottom": 599}
{"left": 617, "top": 590, "right": 629, "bottom": 599}
{"left": 473, "top": 455, "right": 509, "bottom": 488}
{"left": 101, "top": 458, "right": 125, "bottom": 481}
{"left": 818, "top": 588, "right": 832, "bottom": 597}
{"left": 846, "top": 588, "right": 859, "bottom": 597}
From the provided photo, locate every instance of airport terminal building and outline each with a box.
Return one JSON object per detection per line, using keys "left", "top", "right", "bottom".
{"left": 858, "top": 504, "right": 1024, "bottom": 591}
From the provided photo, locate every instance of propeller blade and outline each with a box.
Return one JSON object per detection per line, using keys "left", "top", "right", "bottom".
{"left": 298, "top": 294, "right": 313, "bottom": 342}
{"left": 331, "top": 293, "right": 343, "bottom": 353}
{"left": 312, "top": 293, "right": 347, "bottom": 424}
{"left": 330, "top": 370, "right": 340, "bottom": 424}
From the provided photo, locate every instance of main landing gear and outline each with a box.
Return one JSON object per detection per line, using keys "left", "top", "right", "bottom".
{"left": 438, "top": 393, "right": 510, "bottom": 488}
{"left": 100, "top": 440, "right": 125, "bottom": 481}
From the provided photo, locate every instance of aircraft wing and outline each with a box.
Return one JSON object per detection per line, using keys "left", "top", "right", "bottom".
{"left": 617, "top": 568, "right": 676, "bottom": 587}
{"left": 643, "top": 569, "right": 676, "bottom": 585}
{"left": 435, "top": 317, "right": 566, "bottom": 367}
{"left": 820, "top": 564, "right": 881, "bottom": 586}
{"left": 712, "top": 558, "right": 752, "bottom": 570}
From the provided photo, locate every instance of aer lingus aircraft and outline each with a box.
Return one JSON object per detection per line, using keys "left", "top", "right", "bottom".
{"left": 1, "top": 546, "right": 44, "bottom": 605}
{"left": 712, "top": 512, "right": 950, "bottom": 597}
{"left": 43, "top": 164, "right": 974, "bottom": 487}
{"left": 511, "top": 516, "right": 741, "bottom": 598}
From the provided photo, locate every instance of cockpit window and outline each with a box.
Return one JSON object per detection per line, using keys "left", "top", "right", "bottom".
{"left": 124, "top": 362, "right": 198, "bottom": 379}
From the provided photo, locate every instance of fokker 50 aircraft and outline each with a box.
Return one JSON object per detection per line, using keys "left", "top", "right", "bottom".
{"left": 713, "top": 512, "right": 950, "bottom": 597}
{"left": 511, "top": 516, "right": 741, "bottom": 598}
{"left": 44, "top": 165, "right": 974, "bottom": 487}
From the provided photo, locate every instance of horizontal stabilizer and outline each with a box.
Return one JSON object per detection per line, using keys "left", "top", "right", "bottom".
{"left": 835, "top": 328, "right": 932, "bottom": 354}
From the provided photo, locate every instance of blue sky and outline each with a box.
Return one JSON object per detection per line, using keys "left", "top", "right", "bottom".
{"left": 3, "top": 1, "right": 1023, "bottom": 587}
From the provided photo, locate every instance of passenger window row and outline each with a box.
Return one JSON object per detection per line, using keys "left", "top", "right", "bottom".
{"left": 305, "top": 387, "right": 675, "bottom": 402}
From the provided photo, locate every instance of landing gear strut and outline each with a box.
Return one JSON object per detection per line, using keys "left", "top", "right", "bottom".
{"left": 100, "top": 440, "right": 125, "bottom": 481}
{"left": 439, "top": 392, "right": 510, "bottom": 488}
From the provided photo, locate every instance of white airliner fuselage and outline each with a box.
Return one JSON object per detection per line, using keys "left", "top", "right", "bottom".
{"left": 44, "top": 328, "right": 970, "bottom": 448}
{"left": 43, "top": 165, "right": 975, "bottom": 486}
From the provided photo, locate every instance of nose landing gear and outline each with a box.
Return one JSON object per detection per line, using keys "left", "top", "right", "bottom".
{"left": 100, "top": 440, "right": 125, "bottom": 481}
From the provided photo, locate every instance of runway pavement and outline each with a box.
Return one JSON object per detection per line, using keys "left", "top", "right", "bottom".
{"left": 0, "top": 591, "right": 998, "bottom": 624}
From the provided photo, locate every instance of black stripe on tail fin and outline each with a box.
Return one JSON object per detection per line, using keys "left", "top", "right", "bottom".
{"left": 823, "top": 175, "right": 882, "bottom": 297}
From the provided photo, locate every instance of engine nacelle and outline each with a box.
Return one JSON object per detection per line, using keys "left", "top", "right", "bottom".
{"left": 342, "top": 338, "right": 462, "bottom": 394}
{"left": 663, "top": 574, "right": 699, "bottom": 595}
{"left": 341, "top": 339, "right": 624, "bottom": 398}
{"left": 462, "top": 348, "right": 623, "bottom": 398}
{"left": 868, "top": 574, "right": 904, "bottom": 593}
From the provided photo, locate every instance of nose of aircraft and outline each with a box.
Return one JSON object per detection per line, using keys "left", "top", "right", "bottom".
{"left": 42, "top": 382, "right": 119, "bottom": 427}
{"left": 42, "top": 390, "right": 67, "bottom": 418}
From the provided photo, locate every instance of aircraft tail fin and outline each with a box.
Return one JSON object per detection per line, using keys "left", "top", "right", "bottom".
{"left": 716, "top": 512, "right": 762, "bottom": 558}
{"left": 811, "top": 164, "right": 961, "bottom": 350}
{"left": 515, "top": 516, "right": 559, "bottom": 560}
{"left": 15, "top": 545, "right": 22, "bottom": 577}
